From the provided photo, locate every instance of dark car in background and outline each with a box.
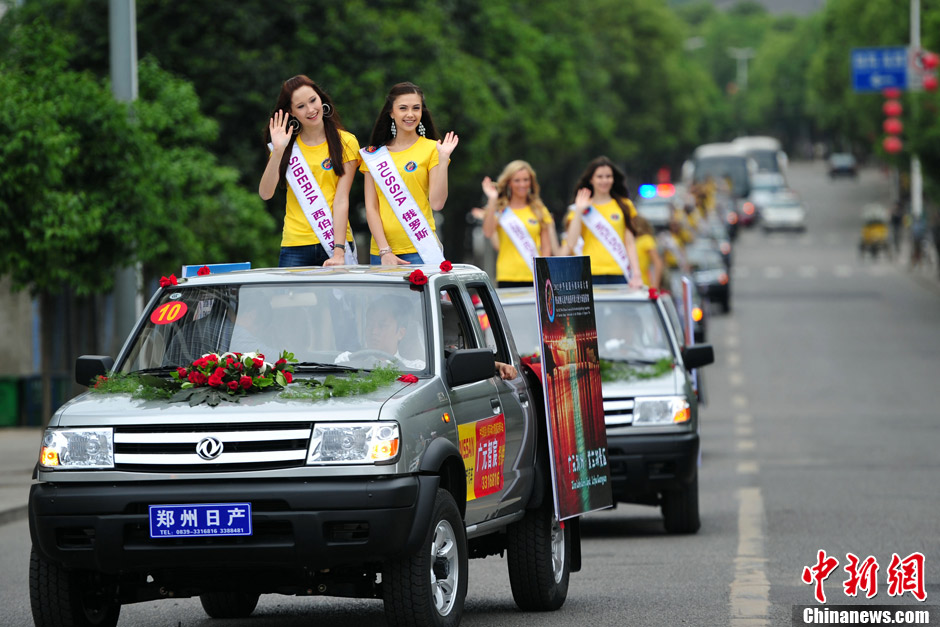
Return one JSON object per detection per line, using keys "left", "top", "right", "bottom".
{"left": 685, "top": 242, "right": 731, "bottom": 313}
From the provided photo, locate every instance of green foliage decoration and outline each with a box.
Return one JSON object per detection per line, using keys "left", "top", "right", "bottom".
{"left": 600, "top": 357, "right": 674, "bottom": 383}
{"left": 280, "top": 366, "right": 405, "bottom": 401}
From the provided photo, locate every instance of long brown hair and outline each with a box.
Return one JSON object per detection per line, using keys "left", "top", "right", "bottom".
{"left": 367, "top": 82, "right": 440, "bottom": 147}
{"left": 494, "top": 160, "right": 550, "bottom": 224}
{"left": 574, "top": 156, "right": 635, "bottom": 235}
{"left": 264, "top": 75, "right": 347, "bottom": 187}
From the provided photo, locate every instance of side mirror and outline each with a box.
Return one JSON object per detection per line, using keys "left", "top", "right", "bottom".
{"left": 446, "top": 349, "right": 495, "bottom": 387}
{"left": 76, "top": 355, "right": 114, "bottom": 386}
{"left": 682, "top": 344, "right": 714, "bottom": 370}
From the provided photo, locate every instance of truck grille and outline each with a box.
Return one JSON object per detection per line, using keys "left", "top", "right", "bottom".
{"left": 603, "top": 397, "right": 634, "bottom": 427}
{"left": 113, "top": 422, "right": 312, "bottom": 472}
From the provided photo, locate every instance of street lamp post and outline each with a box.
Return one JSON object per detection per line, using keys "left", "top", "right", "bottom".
{"left": 727, "top": 47, "right": 755, "bottom": 91}
{"left": 910, "top": 0, "right": 923, "bottom": 220}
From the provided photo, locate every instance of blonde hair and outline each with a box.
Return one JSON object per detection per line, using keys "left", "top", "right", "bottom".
{"left": 495, "top": 160, "right": 549, "bottom": 224}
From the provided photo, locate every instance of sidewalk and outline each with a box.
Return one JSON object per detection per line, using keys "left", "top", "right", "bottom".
{"left": 0, "top": 427, "right": 42, "bottom": 526}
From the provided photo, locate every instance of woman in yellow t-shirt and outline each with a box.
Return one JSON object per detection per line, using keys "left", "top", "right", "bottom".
{"left": 561, "top": 156, "right": 643, "bottom": 288}
{"left": 361, "top": 82, "right": 459, "bottom": 265}
{"left": 259, "top": 75, "right": 359, "bottom": 267}
{"left": 480, "top": 161, "right": 557, "bottom": 287}
{"left": 633, "top": 215, "right": 664, "bottom": 288}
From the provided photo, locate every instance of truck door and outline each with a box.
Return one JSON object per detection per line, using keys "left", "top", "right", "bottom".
{"left": 464, "top": 284, "right": 531, "bottom": 519}
{"left": 437, "top": 286, "right": 506, "bottom": 526}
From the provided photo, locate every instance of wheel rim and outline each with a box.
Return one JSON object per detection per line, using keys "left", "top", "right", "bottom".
{"left": 430, "top": 519, "right": 459, "bottom": 616}
{"left": 551, "top": 516, "right": 566, "bottom": 583}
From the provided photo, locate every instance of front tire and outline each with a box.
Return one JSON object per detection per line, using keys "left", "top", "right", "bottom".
{"left": 662, "top": 473, "right": 701, "bottom": 534}
{"left": 383, "top": 489, "right": 468, "bottom": 627}
{"left": 506, "top": 500, "right": 571, "bottom": 611}
{"left": 199, "top": 591, "right": 260, "bottom": 619}
{"left": 30, "top": 546, "right": 121, "bottom": 627}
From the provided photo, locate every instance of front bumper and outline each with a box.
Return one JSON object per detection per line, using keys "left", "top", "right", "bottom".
{"left": 29, "top": 475, "right": 437, "bottom": 575}
{"left": 606, "top": 431, "right": 698, "bottom": 502}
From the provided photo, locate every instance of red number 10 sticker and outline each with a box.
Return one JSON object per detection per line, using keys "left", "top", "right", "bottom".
{"left": 150, "top": 301, "right": 188, "bottom": 325}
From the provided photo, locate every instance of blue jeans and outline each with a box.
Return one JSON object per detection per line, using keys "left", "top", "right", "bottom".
{"left": 370, "top": 252, "right": 424, "bottom": 265}
{"left": 279, "top": 243, "right": 353, "bottom": 268}
{"left": 592, "top": 274, "right": 627, "bottom": 285}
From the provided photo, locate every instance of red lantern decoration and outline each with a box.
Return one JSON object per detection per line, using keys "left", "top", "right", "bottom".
{"left": 883, "top": 118, "right": 903, "bottom": 135}
{"left": 882, "top": 136, "right": 903, "bottom": 154}
{"left": 882, "top": 87, "right": 902, "bottom": 99}
{"left": 922, "top": 51, "right": 940, "bottom": 70}
{"left": 883, "top": 100, "right": 903, "bottom": 117}
{"left": 923, "top": 74, "right": 939, "bottom": 91}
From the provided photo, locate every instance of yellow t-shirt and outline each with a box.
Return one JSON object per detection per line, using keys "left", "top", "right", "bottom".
{"left": 565, "top": 198, "right": 638, "bottom": 276}
{"left": 281, "top": 130, "right": 360, "bottom": 247}
{"left": 360, "top": 137, "right": 441, "bottom": 255}
{"left": 635, "top": 233, "right": 657, "bottom": 287}
{"left": 495, "top": 205, "right": 554, "bottom": 283}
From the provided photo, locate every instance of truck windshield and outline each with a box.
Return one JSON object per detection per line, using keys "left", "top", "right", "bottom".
{"left": 120, "top": 283, "right": 429, "bottom": 374}
{"left": 501, "top": 300, "right": 673, "bottom": 363}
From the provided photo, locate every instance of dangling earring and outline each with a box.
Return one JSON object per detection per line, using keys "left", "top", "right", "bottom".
{"left": 390, "top": 120, "right": 397, "bottom": 138}
{"left": 321, "top": 102, "right": 333, "bottom": 118}
{"left": 418, "top": 121, "right": 426, "bottom": 137}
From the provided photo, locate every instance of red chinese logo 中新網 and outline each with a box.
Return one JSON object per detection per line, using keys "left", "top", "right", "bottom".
{"left": 802, "top": 550, "right": 926, "bottom": 603}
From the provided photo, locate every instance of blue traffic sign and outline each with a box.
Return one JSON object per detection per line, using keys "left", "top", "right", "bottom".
{"left": 851, "top": 47, "right": 908, "bottom": 92}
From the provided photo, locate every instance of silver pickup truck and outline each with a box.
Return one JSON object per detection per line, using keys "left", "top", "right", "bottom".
{"left": 29, "top": 265, "right": 579, "bottom": 627}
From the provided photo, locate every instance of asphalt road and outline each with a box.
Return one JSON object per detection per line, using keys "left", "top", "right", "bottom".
{"left": 2, "top": 161, "right": 938, "bottom": 626}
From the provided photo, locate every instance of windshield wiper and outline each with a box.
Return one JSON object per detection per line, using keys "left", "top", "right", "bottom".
{"left": 132, "top": 366, "right": 182, "bottom": 375}
{"left": 602, "top": 357, "right": 660, "bottom": 366}
{"left": 293, "top": 362, "right": 362, "bottom": 372}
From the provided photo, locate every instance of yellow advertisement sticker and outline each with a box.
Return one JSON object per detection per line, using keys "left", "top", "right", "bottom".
{"left": 458, "top": 414, "right": 506, "bottom": 501}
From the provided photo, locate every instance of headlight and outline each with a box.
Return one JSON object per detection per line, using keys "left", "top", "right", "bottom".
{"left": 39, "top": 428, "right": 114, "bottom": 469}
{"left": 307, "top": 422, "right": 400, "bottom": 464}
{"left": 633, "top": 397, "right": 691, "bottom": 426}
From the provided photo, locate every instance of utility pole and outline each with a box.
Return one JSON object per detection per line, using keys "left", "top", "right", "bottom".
{"left": 910, "top": 0, "right": 923, "bottom": 220}
{"left": 109, "top": 0, "right": 141, "bottom": 354}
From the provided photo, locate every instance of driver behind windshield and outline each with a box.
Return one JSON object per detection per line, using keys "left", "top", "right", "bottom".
{"left": 335, "top": 297, "right": 426, "bottom": 369}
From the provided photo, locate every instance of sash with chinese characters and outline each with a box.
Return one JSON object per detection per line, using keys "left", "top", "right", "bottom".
{"left": 359, "top": 145, "right": 445, "bottom": 265}
{"left": 579, "top": 204, "right": 632, "bottom": 280}
{"left": 271, "top": 142, "right": 357, "bottom": 264}
{"left": 498, "top": 206, "right": 540, "bottom": 272}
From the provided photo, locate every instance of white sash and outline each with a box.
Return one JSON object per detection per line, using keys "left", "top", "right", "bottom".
{"left": 360, "top": 145, "right": 444, "bottom": 265}
{"left": 271, "top": 142, "right": 357, "bottom": 264}
{"left": 498, "top": 207, "right": 539, "bottom": 272}
{"left": 576, "top": 204, "right": 632, "bottom": 280}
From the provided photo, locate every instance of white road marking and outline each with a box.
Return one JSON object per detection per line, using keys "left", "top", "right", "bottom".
{"left": 798, "top": 266, "right": 817, "bottom": 278}
{"left": 737, "top": 461, "right": 759, "bottom": 474}
{"left": 735, "top": 425, "right": 754, "bottom": 438}
{"left": 737, "top": 440, "right": 756, "bottom": 452}
{"left": 727, "top": 335, "right": 740, "bottom": 348}
{"left": 730, "top": 487, "right": 770, "bottom": 626}
{"left": 834, "top": 265, "right": 853, "bottom": 278}
{"left": 763, "top": 266, "right": 784, "bottom": 279}
{"left": 734, "top": 267, "right": 751, "bottom": 279}
{"left": 728, "top": 352, "right": 741, "bottom": 368}
{"left": 733, "top": 395, "right": 749, "bottom": 409}
{"left": 867, "top": 265, "right": 890, "bottom": 276}
{"left": 730, "top": 372, "right": 744, "bottom": 387}
{"left": 735, "top": 413, "right": 753, "bottom": 425}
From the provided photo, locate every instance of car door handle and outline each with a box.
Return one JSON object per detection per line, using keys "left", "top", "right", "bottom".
{"left": 490, "top": 398, "right": 501, "bottom": 414}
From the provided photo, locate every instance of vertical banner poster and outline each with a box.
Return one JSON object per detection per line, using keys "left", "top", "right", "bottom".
{"left": 681, "top": 276, "right": 700, "bottom": 394}
{"left": 533, "top": 256, "right": 613, "bottom": 521}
